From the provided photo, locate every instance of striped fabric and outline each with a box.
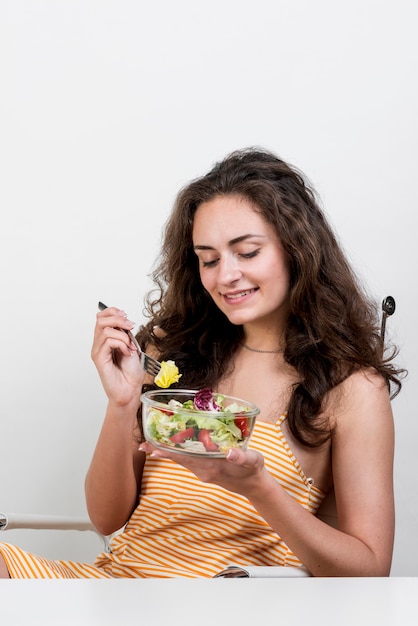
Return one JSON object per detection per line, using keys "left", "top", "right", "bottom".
{"left": 0, "top": 415, "right": 326, "bottom": 578}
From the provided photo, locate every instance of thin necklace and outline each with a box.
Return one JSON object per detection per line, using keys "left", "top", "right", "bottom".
{"left": 242, "top": 343, "right": 284, "bottom": 354}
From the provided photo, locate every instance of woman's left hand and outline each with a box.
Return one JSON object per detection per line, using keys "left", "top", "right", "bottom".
{"left": 138, "top": 442, "right": 266, "bottom": 497}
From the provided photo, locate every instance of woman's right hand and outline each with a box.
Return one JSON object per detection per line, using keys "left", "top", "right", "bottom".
{"left": 87, "top": 306, "right": 147, "bottom": 535}
{"left": 91, "top": 305, "right": 145, "bottom": 408}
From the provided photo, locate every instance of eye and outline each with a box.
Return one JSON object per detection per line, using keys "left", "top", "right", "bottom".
{"left": 201, "top": 258, "right": 219, "bottom": 268}
{"left": 239, "top": 249, "right": 260, "bottom": 259}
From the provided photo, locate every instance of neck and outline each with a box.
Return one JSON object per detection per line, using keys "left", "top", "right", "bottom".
{"left": 241, "top": 342, "right": 283, "bottom": 354}
{"left": 242, "top": 324, "right": 285, "bottom": 354}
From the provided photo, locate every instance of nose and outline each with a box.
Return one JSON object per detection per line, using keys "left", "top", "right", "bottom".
{"left": 217, "top": 254, "right": 242, "bottom": 285}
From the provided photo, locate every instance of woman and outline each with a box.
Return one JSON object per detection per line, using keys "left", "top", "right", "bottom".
{"left": 0, "top": 147, "right": 404, "bottom": 578}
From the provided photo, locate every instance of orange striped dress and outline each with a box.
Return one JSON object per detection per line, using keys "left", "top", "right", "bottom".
{"left": 0, "top": 415, "right": 326, "bottom": 578}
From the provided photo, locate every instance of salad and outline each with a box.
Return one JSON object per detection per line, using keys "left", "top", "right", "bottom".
{"left": 144, "top": 388, "right": 256, "bottom": 455}
{"left": 154, "top": 360, "right": 182, "bottom": 388}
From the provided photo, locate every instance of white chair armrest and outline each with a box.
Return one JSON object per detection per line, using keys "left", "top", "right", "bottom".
{"left": 0, "top": 512, "right": 95, "bottom": 532}
{"left": 0, "top": 512, "right": 112, "bottom": 553}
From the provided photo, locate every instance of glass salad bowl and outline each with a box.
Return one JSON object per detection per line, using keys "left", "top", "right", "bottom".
{"left": 141, "top": 388, "right": 260, "bottom": 457}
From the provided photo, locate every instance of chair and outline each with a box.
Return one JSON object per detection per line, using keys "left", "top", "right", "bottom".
{"left": 0, "top": 511, "right": 112, "bottom": 553}
{"left": 0, "top": 297, "right": 395, "bottom": 577}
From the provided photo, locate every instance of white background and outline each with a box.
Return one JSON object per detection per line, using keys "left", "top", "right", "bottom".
{"left": 0, "top": 0, "right": 416, "bottom": 575}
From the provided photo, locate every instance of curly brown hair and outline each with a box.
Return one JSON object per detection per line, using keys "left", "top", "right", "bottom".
{"left": 137, "top": 147, "right": 405, "bottom": 446}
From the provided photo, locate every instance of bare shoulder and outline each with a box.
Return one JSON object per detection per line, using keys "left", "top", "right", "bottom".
{"left": 143, "top": 325, "right": 165, "bottom": 358}
{"left": 142, "top": 326, "right": 166, "bottom": 386}
{"left": 342, "top": 368, "right": 389, "bottom": 400}
{"left": 329, "top": 368, "right": 393, "bottom": 436}
{"left": 152, "top": 325, "right": 166, "bottom": 339}
{"left": 146, "top": 326, "right": 166, "bottom": 353}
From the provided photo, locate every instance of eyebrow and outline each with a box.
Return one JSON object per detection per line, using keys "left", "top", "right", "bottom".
{"left": 193, "top": 233, "right": 265, "bottom": 251}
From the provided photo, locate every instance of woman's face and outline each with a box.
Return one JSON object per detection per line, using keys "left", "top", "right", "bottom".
{"left": 192, "top": 195, "right": 290, "bottom": 329}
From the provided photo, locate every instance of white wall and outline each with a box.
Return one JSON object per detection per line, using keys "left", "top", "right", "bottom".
{"left": 1, "top": 0, "right": 416, "bottom": 574}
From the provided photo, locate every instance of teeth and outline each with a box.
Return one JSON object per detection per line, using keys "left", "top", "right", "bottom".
{"left": 226, "top": 290, "right": 253, "bottom": 299}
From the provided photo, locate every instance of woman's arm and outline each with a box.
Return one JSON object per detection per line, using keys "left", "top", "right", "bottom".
{"left": 85, "top": 306, "right": 146, "bottom": 536}
{"left": 234, "top": 370, "right": 395, "bottom": 576}
{"left": 85, "top": 402, "right": 145, "bottom": 536}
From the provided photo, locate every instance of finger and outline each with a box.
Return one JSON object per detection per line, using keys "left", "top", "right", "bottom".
{"left": 92, "top": 331, "right": 135, "bottom": 367}
{"left": 226, "top": 447, "right": 263, "bottom": 469}
{"left": 97, "top": 307, "right": 136, "bottom": 335}
{"left": 103, "top": 327, "right": 137, "bottom": 354}
{"left": 138, "top": 443, "right": 174, "bottom": 460}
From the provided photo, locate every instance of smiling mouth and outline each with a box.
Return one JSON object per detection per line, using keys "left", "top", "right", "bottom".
{"left": 224, "top": 288, "right": 258, "bottom": 300}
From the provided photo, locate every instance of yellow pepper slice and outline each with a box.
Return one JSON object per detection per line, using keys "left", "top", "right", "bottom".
{"left": 154, "top": 360, "right": 182, "bottom": 388}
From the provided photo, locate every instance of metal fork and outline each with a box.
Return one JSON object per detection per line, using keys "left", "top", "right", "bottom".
{"left": 98, "top": 302, "right": 161, "bottom": 377}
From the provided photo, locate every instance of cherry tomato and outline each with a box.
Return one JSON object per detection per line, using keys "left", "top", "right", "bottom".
{"left": 170, "top": 427, "right": 195, "bottom": 443}
{"left": 197, "top": 429, "right": 219, "bottom": 451}
{"left": 234, "top": 416, "right": 250, "bottom": 438}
